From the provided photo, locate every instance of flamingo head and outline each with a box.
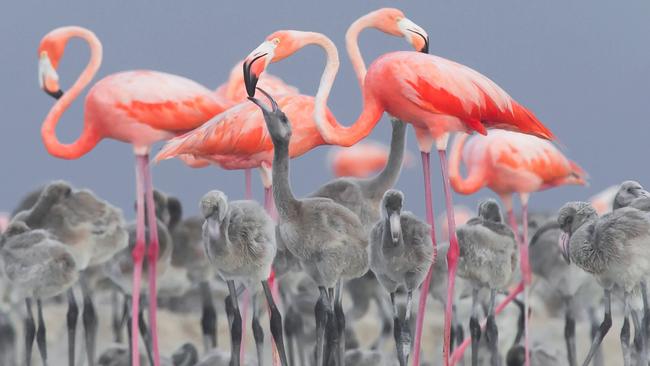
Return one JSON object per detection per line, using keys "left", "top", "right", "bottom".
{"left": 38, "top": 28, "right": 67, "bottom": 99}
{"left": 367, "top": 8, "right": 429, "bottom": 54}
{"left": 382, "top": 189, "right": 404, "bottom": 244}
{"left": 556, "top": 201, "right": 597, "bottom": 264}
{"left": 477, "top": 199, "right": 504, "bottom": 223}
{"left": 613, "top": 180, "right": 650, "bottom": 210}
{"left": 243, "top": 30, "right": 311, "bottom": 97}
{"left": 200, "top": 190, "right": 229, "bottom": 240}
{"left": 249, "top": 87, "right": 292, "bottom": 145}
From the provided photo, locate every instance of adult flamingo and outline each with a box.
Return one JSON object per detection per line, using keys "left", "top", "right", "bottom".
{"left": 327, "top": 140, "right": 413, "bottom": 178}
{"left": 155, "top": 8, "right": 428, "bottom": 211}
{"left": 36, "top": 26, "right": 259, "bottom": 366}
{"left": 243, "top": 12, "right": 555, "bottom": 366}
{"left": 447, "top": 130, "right": 587, "bottom": 365}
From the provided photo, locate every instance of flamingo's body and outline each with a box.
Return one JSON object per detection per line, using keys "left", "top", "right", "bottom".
{"left": 448, "top": 130, "right": 586, "bottom": 366}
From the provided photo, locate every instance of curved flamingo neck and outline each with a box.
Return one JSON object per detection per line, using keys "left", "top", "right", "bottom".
{"left": 448, "top": 134, "right": 486, "bottom": 195}
{"left": 345, "top": 13, "right": 375, "bottom": 87}
{"left": 42, "top": 27, "right": 102, "bottom": 160}
{"left": 305, "top": 33, "right": 383, "bottom": 147}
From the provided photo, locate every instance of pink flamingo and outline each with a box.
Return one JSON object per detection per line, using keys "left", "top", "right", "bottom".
{"left": 327, "top": 140, "right": 414, "bottom": 178}
{"left": 589, "top": 185, "right": 618, "bottom": 215}
{"left": 243, "top": 12, "right": 555, "bottom": 366}
{"left": 36, "top": 26, "right": 274, "bottom": 366}
{"left": 447, "top": 130, "right": 587, "bottom": 365}
{"left": 156, "top": 9, "right": 427, "bottom": 212}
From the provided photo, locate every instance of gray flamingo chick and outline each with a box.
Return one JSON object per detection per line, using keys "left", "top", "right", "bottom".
{"left": 558, "top": 201, "right": 650, "bottom": 366}
{"left": 250, "top": 88, "right": 368, "bottom": 366}
{"left": 369, "top": 189, "right": 433, "bottom": 366}
{"left": 1, "top": 221, "right": 78, "bottom": 366}
{"left": 613, "top": 181, "right": 650, "bottom": 211}
{"left": 456, "top": 199, "right": 518, "bottom": 366}
{"left": 12, "top": 181, "right": 128, "bottom": 366}
{"left": 201, "top": 189, "right": 287, "bottom": 366}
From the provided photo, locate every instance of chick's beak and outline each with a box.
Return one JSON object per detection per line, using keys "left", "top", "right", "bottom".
{"left": 389, "top": 213, "right": 401, "bottom": 244}
{"left": 559, "top": 232, "right": 571, "bottom": 264}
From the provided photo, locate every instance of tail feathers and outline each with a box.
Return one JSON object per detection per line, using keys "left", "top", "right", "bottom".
{"left": 510, "top": 102, "right": 555, "bottom": 141}
{"left": 154, "top": 135, "right": 191, "bottom": 162}
{"left": 569, "top": 160, "right": 589, "bottom": 184}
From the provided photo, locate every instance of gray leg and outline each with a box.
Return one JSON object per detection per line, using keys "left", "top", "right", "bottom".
{"left": 284, "top": 305, "right": 297, "bottom": 366}
{"left": 200, "top": 280, "right": 217, "bottom": 352}
{"left": 0, "top": 310, "right": 17, "bottom": 366}
{"left": 36, "top": 299, "right": 47, "bottom": 366}
{"left": 403, "top": 291, "right": 414, "bottom": 366}
{"left": 621, "top": 292, "right": 631, "bottom": 366}
{"left": 24, "top": 299, "right": 36, "bottom": 366}
{"left": 314, "top": 286, "right": 330, "bottom": 366}
{"left": 587, "top": 307, "right": 604, "bottom": 366}
{"left": 81, "top": 285, "right": 98, "bottom": 366}
{"left": 582, "top": 289, "right": 612, "bottom": 366}
{"left": 391, "top": 293, "right": 405, "bottom": 366}
{"left": 66, "top": 289, "right": 78, "bottom": 366}
{"left": 262, "top": 280, "right": 289, "bottom": 366}
{"left": 251, "top": 293, "right": 264, "bottom": 366}
{"left": 323, "top": 287, "right": 338, "bottom": 366}
{"left": 485, "top": 289, "right": 499, "bottom": 366}
{"left": 470, "top": 288, "right": 481, "bottom": 366}
{"left": 111, "top": 290, "right": 123, "bottom": 343}
{"left": 565, "top": 304, "right": 577, "bottom": 366}
{"left": 137, "top": 296, "right": 154, "bottom": 366}
{"left": 125, "top": 296, "right": 133, "bottom": 364}
{"left": 631, "top": 309, "right": 645, "bottom": 366}
{"left": 333, "top": 281, "right": 345, "bottom": 366}
{"left": 370, "top": 295, "right": 392, "bottom": 350}
{"left": 227, "top": 280, "right": 242, "bottom": 366}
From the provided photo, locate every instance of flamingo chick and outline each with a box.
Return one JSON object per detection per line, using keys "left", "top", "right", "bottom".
{"left": 250, "top": 88, "right": 369, "bottom": 366}
{"left": 557, "top": 202, "right": 650, "bottom": 366}
{"left": 200, "top": 190, "right": 287, "bottom": 366}
{"left": 456, "top": 199, "right": 517, "bottom": 366}
{"left": 1, "top": 221, "right": 78, "bottom": 366}
{"left": 369, "top": 189, "right": 433, "bottom": 366}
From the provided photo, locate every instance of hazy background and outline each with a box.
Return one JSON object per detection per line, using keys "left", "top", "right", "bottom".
{"left": 2, "top": 1, "right": 649, "bottom": 222}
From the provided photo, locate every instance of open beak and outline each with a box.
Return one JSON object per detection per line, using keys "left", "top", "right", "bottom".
{"left": 243, "top": 41, "right": 275, "bottom": 97}
{"left": 389, "top": 213, "right": 401, "bottom": 244}
{"left": 558, "top": 231, "right": 571, "bottom": 264}
{"left": 248, "top": 87, "right": 279, "bottom": 113}
{"left": 398, "top": 18, "right": 429, "bottom": 54}
{"left": 39, "top": 53, "right": 63, "bottom": 99}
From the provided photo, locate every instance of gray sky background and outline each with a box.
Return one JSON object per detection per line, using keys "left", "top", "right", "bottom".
{"left": 2, "top": 1, "right": 649, "bottom": 223}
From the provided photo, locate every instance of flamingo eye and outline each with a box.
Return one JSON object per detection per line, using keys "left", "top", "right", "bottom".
{"left": 272, "top": 38, "right": 280, "bottom": 45}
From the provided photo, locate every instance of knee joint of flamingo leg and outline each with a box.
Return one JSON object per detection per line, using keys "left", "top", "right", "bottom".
{"left": 621, "top": 318, "right": 631, "bottom": 343}
{"left": 67, "top": 304, "right": 79, "bottom": 327}
{"left": 131, "top": 241, "right": 146, "bottom": 263}
{"left": 252, "top": 318, "right": 264, "bottom": 344}
{"left": 564, "top": 316, "right": 575, "bottom": 339}
{"left": 231, "top": 312, "right": 242, "bottom": 342}
{"left": 469, "top": 316, "right": 481, "bottom": 341}
{"left": 201, "top": 306, "right": 216, "bottom": 333}
{"left": 447, "top": 245, "right": 459, "bottom": 267}
{"left": 146, "top": 241, "right": 159, "bottom": 263}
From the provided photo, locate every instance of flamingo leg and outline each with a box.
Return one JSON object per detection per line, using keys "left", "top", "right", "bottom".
{"left": 469, "top": 288, "right": 481, "bottom": 366}
{"left": 24, "top": 298, "right": 35, "bottom": 366}
{"left": 565, "top": 306, "right": 577, "bottom": 366}
{"left": 621, "top": 292, "right": 631, "bottom": 366}
{"left": 111, "top": 290, "right": 123, "bottom": 343}
{"left": 413, "top": 151, "right": 437, "bottom": 366}
{"left": 227, "top": 281, "right": 243, "bottom": 366}
{"left": 142, "top": 154, "right": 161, "bottom": 366}
{"left": 245, "top": 169, "right": 253, "bottom": 200}
{"left": 582, "top": 289, "right": 612, "bottom": 366}
{"left": 263, "top": 280, "right": 289, "bottom": 366}
{"left": 485, "top": 289, "right": 499, "bottom": 366}
{"left": 131, "top": 155, "right": 147, "bottom": 366}
{"left": 314, "top": 286, "right": 331, "bottom": 366}
{"left": 251, "top": 293, "right": 265, "bottom": 366}
{"left": 199, "top": 280, "right": 217, "bottom": 351}
{"left": 66, "top": 289, "right": 78, "bottom": 366}
{"left": 240, "top": 290, "right": 250, "bottom": 364}
{"left": 36, "top": 299, "right": 47, "bottom": 366}
{"left": 520, "top": 194, "right": 531, "bottom": 366}
{"left": 439, "top": 148, "right": 459, "bottom": 366}
{"left": 81, "top": 283, "right": 98, "bottom": 366}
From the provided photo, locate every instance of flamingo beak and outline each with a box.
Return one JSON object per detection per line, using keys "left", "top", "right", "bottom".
{"left": 558, "top": 231, "right": 571, "bottom": 264}
{"left": 39, "top": 53, "right": 63, "bottom": 99}
{"left": 398, "top": 18, "right": 429, "bottom": 54}
{"left": 243, "top": 41, "right": 276, "bottom": 97}
{"left": 389, "top": 212, "right": 401, "bottom": 244}
{"left": 248, "top": 87, "right": 279, "bottom": 114}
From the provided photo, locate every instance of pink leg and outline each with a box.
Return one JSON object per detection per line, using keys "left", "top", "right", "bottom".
{"left": 412, "top": 152, "right": 438, "bottom": 366}
{"left": 245, "top": 169, "right": 253, "bottom": 200}
{"left": 450, "top": 282, "right": 524, "bottom": 365}
{"left": 143, "top": 155, "right": 161, "bottom": 366}
{"left": 521, "top": 197, "right": 531, "bottom": 366}
{"left": 264, "top": 186, "right": 278, "bottom": 221}
{"left": 131, "top": 155, "right": 147, "bottom": 366}
{"left": 439, "top": 149, "right": 459, "bottom": 366}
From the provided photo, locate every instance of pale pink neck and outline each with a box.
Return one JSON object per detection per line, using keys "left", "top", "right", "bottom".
{"left": 448, "top": 133, "right": 486, "bottom": 195}
{"left": 307, "top": 32, "right": 383, "bottom": 147}
{"left": 345, "top": 13, "right": 375, "bottom": 87}
{"left": 42, "top": 26, "right": 102, "bottom": 159}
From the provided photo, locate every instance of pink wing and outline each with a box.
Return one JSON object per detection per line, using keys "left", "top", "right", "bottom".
{"left": 89, "top": 70, "right": 230, "bottom": 132}
{"left": 379, "top": 51, "right": 554, "bottom": 140}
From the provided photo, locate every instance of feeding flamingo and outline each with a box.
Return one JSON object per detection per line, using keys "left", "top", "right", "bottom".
{"left": 447, "top": 130, "right": 587, "bottom": 365}
{"left": 155, "top": 8, "right": 427, "bottom": 214}
{"left": 243, "top": 11, "right": 555, "bottom": 366}
{"left": 36, "top": 26, "right": 291, "bottom": 366}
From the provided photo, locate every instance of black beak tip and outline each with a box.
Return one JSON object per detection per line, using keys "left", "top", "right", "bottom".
{"left": 46, "top": 89, "right": 64, "bottom": 100}
{"left": 421, "top": 38, "right": 430, "bottom": 54}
